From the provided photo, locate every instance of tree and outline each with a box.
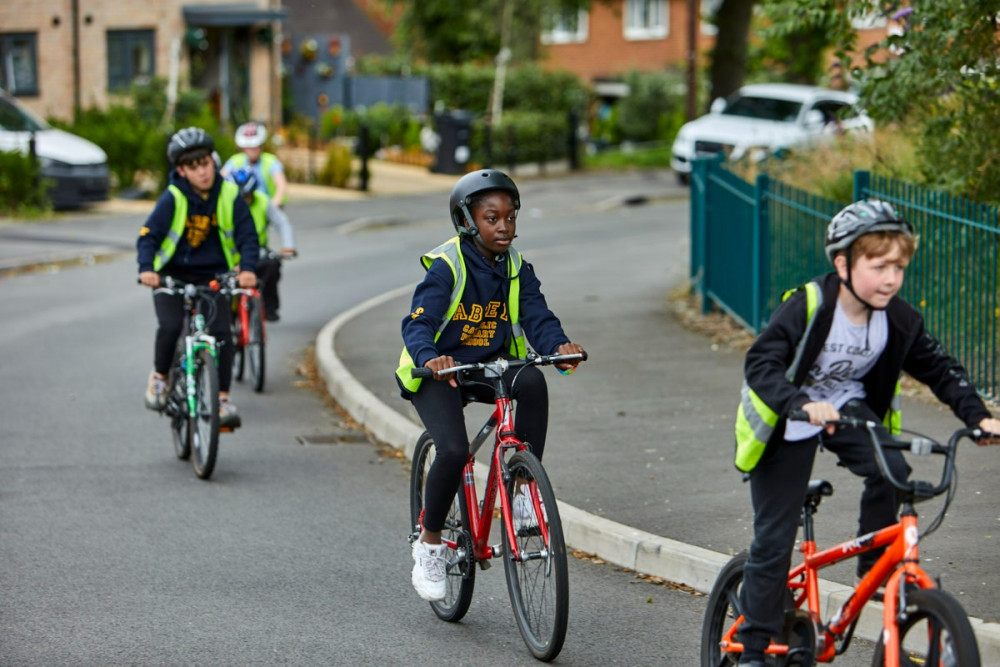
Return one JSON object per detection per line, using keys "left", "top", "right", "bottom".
{"left": 706, "top": 0, "right": 756, "bottom": 106}
{"left": 763, "top": 0, "right": 1000, "bottom": 202}
{"left": 379, "top": 0, "right": 599, "bottom": 65}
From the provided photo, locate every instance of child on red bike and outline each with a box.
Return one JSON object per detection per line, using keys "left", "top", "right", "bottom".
{"left": 732, "top": 199, "right": 1000, "bottom": 666}
{"left": 396, "top": 169, "right": 585, "bottom": 601}
{"left": 137, "top": 127, "right": 259, "bottom": 429}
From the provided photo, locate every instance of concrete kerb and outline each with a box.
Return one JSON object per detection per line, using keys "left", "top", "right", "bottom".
{"left": 316, "top": 286, "right": 1000, "bottom": 659}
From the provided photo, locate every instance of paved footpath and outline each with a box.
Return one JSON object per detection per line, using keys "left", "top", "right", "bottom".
{"left": 311, "top": 166, "right": 1000, "bottom": 660}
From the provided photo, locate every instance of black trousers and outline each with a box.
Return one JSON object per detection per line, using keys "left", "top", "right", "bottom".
{"left": 737, "top": 400, "right": 911, "bottom": 654}
{"left": 410, "top": 364, "right": 549, "bottom": 533}
{"left": 255, "top": 255, "right": 281, "bottom": 316}
{"left": 152, "top": 287, "right": 233, "bottom": 392}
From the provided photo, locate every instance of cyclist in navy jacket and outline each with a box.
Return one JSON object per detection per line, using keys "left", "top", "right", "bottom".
{"left": 137, "top": 127, "right": 259, "bottom": 429}
{"left": 397, "top": 169, "right": 584, "bottom": 602}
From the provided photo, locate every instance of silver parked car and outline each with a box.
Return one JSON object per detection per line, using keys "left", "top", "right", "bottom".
{"left": 670, "top": 83, "right": 872, "bottom": 184}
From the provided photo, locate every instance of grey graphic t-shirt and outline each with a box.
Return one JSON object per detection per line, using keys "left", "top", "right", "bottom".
{"left": 785, "top": 302, "right": 888, "bottom": 441}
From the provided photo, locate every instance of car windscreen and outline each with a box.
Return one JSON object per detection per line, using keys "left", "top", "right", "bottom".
{"left": 0, "top": 98, "right": 48, "bottom": 132}
{"left": 722, "top": 96, "right": 802, "bottom": 123}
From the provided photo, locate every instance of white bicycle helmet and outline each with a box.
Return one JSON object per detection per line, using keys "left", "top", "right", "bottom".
{"left": 235, "top": 122, "right": 267, "bottom": 149}
{"left": 825, "top": 199, "right": 913, "bottom": 263}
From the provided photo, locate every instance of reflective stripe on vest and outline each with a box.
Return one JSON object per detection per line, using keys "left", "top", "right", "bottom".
{"left": 733, "top": 281, "right": 821, "bottom": 473}
{"left": 396, "top": 236, "right": 524, "bottom": 393}
{"left": 230, "top": 152, "right": 278, "bottom": 199}
{"left": 248, "top": 191, "right": 269, "bottom": 247}
{"left": 154, "top": 182, "right": 240, "bottom": 271}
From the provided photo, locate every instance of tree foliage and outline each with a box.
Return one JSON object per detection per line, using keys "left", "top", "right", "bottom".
{"left": 378, "top": 0, "right": 600, "bottom": 65}
{"left": 761, "top": 0, "right": 1000, "bottom": 202}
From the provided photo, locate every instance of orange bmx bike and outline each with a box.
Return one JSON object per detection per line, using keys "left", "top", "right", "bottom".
{"left": 701, "top": 413, "right": 994, "bottom": 667}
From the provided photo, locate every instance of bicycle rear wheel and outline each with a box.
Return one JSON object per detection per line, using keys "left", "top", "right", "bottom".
{"left": 501, "top": 450, "right": 568, "bottom": 662}
{"left": 191, "top": 348, "right": 220, "bottom": 480}
{"left": 246, "top": 295, "right": 266, "bottom": 393}
{"left": 232, "top": 306, "right": 246, "bottom": 382}
{"left": 409, "top": 431, "right": 475, "bottom": 622}
{"left": 167, "top": 362, "right": 190, "bottom": 460}
{"left": 871, "top": 587, "right": 980, "bottom": 666}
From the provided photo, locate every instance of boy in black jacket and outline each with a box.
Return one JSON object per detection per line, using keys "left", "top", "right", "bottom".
{"left": 137, "top": 127, "right": 259, "bottom": 428}
{"left": 732, "top": 199, "right": 1000, "bottom": 666}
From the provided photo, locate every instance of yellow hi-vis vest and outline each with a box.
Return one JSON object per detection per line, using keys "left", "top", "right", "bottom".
{"left": 247, "top": 190, "right": 269, "bottom": 247}
{"left": 153, "top": 182, "right": 240, "bottom": 271}
{"left": 733, "top": 280, "right": 903, "bottom": 473}
{"left": 228, "top": 152, "right": 279, "bottom": 200}
{"left": 396, "top": 236, "right": 525, "bottom": 393}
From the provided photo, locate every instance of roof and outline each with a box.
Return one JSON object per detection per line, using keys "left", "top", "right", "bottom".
{"left": 736, "top": 83, "right": 857, "bottom": 102}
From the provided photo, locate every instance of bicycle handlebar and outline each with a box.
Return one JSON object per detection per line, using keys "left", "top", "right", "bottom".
{"left": 787, "top": 409, "right": 989, "bottom": 500}
{"left": 410, "top": 351, "right": 588, "bottom": 380}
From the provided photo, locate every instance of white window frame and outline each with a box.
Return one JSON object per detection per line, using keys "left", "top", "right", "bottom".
{"left": 541, "top": 8, "right": 589, "bottom": 45}
{"left": 623, "top": 0, "right": 668, "bottom": 41}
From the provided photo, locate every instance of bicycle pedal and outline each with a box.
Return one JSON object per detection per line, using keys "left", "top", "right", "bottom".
{"left": 220, "top": 426, "right": 236, "bottom": 433}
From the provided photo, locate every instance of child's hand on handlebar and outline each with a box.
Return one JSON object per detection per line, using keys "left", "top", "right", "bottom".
{"left": 801, "top": 401, "right": 839, "bottom": 435}
{"left": 976, "top": 417, "right": 1000, "bottom": 445}
{"left": 554, "top": 342, "right": 586, "bottom": 372}
{"left": 139, "top": 271, "right": 160, "bottom": 288}
{"left": 236, "top": 270, "right": 257, "bottom": 288}
{"left": 424, "top": 355, "right": 458, "bottom": 387}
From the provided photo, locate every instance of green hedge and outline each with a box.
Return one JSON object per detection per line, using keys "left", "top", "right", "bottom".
{"left": 0, "top": 150, "right": 49, "bottom": 215}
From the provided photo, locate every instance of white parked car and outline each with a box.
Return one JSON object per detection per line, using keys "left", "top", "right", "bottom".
{"left": 670, "top": 83, "right": 872, "bottom": 184}
{"left": 0, "top": 89, "right": 109, "bottom": 209}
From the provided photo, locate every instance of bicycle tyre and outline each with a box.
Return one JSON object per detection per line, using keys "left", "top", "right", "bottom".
{"left": 167, "top": 362, "right": 191, "bottom": 460}
{"left": 409, "top": 431, "right": 475, "bottom": 622}
{"left": 247, "top": 295, "right": 266, "bottom": 393}
{"left": 702, "top": 552, "right": 750, "bottom": 667}
{"left": 501, "top": 450, "right": 568, "bottom": 662}
{"left": 191, "top": 348, "right": 220, "bottom": 480}
{"left": 232, "top": 307, "right": 246, "bottom": 382}
{"left": 871, "top": 587, "right": 980, "bottom": 667}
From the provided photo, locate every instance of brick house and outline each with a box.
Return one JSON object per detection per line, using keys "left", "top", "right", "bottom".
{"left": 0, "top": 0, "right": 285, "bottom": 125}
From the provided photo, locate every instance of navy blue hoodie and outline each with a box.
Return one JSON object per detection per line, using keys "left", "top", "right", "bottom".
{"left": 401, "top": 235, "right": 570, "bottom": 371}
{"left": 137, "top": 169, "right": 258, "bottom": 276}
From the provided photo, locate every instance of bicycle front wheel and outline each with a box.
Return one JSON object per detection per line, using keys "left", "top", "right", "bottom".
{"left": 191, "top": 348, "right": 220, "bottom": 480}
{"left": 501, "top": 450, "right": 568, "bottom": 662}
{"left": 872, "top": 587, "right": 980, "bottom": 667}
{"left": 247, "top": 295, "right": 266, "bottom": 393}
{"left": 701, "top": 552, "right": 749, "bottom": 667}
{"left": 409, "top": 431, "right": 475, "bottom": 622}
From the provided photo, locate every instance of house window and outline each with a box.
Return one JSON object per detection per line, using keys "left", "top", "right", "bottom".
{"left": 541, "top": 7, "right": 589, "bottom": 44}
{"left": 0, "top": 33, "right": 39, "bottom": 96}
{"left": 624, "top": 0, "right": 668, "bottom": 40}
{"left": 107, "top": 30, "right": 155, "bottom": 92}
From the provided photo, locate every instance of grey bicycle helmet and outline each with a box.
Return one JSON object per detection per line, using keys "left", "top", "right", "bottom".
{"left": 449, "top": 169, "right": 520, "bottom": 235}
{"left": 825, "top": 199, "right": 913, "bottom": 263}
{"left": 167, "top": 127, "right": 215, "bottom": 167}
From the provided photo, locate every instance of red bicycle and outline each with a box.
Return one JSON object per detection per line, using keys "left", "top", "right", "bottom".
{"left": 231, "top": 283, "right": 266, "bottom": 393}
{"left": 409, "top": 351, "right": 586, "bottom": 662}
{"left": 701, "top": 413, "right": 992, "bottom": 666}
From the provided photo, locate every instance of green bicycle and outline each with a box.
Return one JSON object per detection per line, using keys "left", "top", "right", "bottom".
{"left": 152, "top": 275, "right": 235, "bottom": 479}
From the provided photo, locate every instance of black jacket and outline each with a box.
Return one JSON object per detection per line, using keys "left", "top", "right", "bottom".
{"left": 745, "top": 272, "right": 991, "bottom": 446}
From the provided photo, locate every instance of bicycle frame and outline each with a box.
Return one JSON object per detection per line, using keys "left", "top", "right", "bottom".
{"left": 179, "top": 297, "right": 218, "bottom": 419}
{"left": 440, "top": 365, "right": 546, "bottom": 567}
{"left": 233, "top": 287, "right": 265, "bottom": 348}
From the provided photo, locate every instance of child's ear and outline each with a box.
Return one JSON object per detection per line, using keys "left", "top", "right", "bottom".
{"left": 833, "top": 254, "right": 849, "bottom": 281}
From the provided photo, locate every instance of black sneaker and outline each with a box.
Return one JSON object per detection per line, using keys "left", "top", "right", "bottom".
{"left": 219, "top": 399, "right": 241, "bottom": 429}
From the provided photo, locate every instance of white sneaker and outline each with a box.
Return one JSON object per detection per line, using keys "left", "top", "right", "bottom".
{"left": 411, "top": 540, "right": 447, "bottom": 601}
{"left": 513, "top": 486, "right": 545, "bottom": 531}
{"left": 144, "top": 370, "right": 167, "bottom": 410}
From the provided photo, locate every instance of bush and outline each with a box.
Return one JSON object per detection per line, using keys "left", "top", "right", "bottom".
{"left": 0, "top": 150, "right": 49, "bottom": 214}
{"left": 616, "top": 69, "right": 686, "bottom": 143}
{"left": 474, "top": 110, "right": 570, "bottom": 165}
{"left": 316, "top": 141, "right": 353, "bottom": 187}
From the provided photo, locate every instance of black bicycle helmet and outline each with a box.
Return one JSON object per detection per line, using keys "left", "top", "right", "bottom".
{"left": 449, "top": 169, "right": 520, "bottom": 235}
{"left": 167, "top": 127, "right": 215, "bottom": 167}
{"left": 825, "top": 199, "right": 913, "bottom": 263}
{"left": 231, "top": 167, "right": 258, "bottom": 198}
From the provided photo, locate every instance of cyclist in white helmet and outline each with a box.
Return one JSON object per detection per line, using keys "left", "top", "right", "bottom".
{"left": 221, "top": 122, "right": 289, "bottom": 207}
{"left": 731, "top": 198, "right": 1000, "bottom": 667}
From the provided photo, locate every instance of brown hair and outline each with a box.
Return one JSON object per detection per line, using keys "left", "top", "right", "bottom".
{"left": 845, "top": 231, "right": 917, "bottom": 266}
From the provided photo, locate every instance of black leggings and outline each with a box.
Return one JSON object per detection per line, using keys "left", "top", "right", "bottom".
{"left": 255, "top": 255, "right": 281, "bottom": 316}
{"left": 152, "top": 288, "right": 233, "bottom": 392}
{"left": 410, "top": 364, "right": 549, "bottom": 533}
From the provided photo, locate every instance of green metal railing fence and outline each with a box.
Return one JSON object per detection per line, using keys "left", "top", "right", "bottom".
{"left": 690, "top": 157, "right": 1000, "bottom": 401}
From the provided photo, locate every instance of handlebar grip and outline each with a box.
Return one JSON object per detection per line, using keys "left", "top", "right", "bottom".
{"left": 788, "top": 409, "right": 809, "bottom": 422}
{"left": 580, "top": 350, "right": 589, "bottom": 361}
{"left": 411, "top": 367, "right": 434, "bottom": 379}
